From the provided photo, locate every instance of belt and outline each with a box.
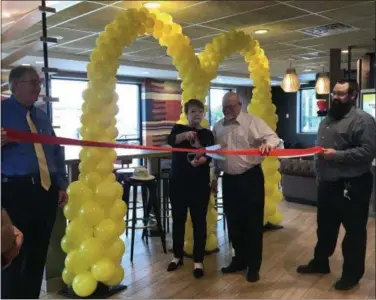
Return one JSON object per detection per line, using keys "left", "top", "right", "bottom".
{"left": 1, "top": 175, "right": 41, "bottom": 185}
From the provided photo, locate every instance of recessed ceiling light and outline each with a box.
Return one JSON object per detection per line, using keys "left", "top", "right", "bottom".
{"left": 341, "top": 49, "right": 349, "bottom": 53}
{"left": 254, "top": 29, "right": 269, "bottom": 34}
{"left": 22, "top": 64, "right": 31, "bottom": 66}
{"left": 142, "top": 71, "right": 149, "bottom": 74}
{"left": 35, "top": 61, "right": 44, "bottom": 64}
{"left": 143, "top": 2, "right": 160, "bottom": 9}
{"left": 304, "top": 69, "right": 312, "bottom": 72}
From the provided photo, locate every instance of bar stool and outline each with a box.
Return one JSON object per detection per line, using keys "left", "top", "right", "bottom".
{"left": 215, "top": 172, "right": 227, "bottom": 231}
{"left": 123, "top": 173, "right": 167, "bottom": 262}
{"left": 159, "top": 171, "right": 172, "bottom": 233}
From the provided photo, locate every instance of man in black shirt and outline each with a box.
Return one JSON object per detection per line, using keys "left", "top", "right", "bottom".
{"left": 167, "top": 99, "right": 214, "bottom": 279}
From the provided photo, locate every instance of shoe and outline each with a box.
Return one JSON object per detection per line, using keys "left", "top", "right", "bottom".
{"left": 246, "top": 269, "right": 260, "bottom": 283}
{"left": 296, "top": 259, "right": 330, "bottom": 274}
{"left": 221, "top": 259, "right": 247, "bottom": 274}
{"left": 333, "top": 277, "right": 359, "bottom": 291}
{"left": 167, "top": 259, "right": 183, "bottom": 272}
{"left": 193, "top": 267, "right": 204, "bottom": 279}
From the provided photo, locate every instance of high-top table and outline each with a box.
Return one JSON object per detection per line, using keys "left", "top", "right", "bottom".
{"left": 43, "top": 146, "right": 171, "bottom": 293}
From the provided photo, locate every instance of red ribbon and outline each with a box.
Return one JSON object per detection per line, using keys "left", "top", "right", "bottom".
{"left": 4, "top": 128, "right": 323, "bottom": 157}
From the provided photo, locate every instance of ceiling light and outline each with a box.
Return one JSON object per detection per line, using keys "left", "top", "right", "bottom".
{"left": 342, "top": 49, "right": 349, "bottom": 53}
{"left": 281, "top": 68, "right": 300, "bottom": 93}
{"left": 35, "top": 61, "right": 44, "bottom": 64}
{"left": 304, "top": 69, "right": 312, "bottom": 72}
{"left": 22, "top": 64, "right": 31, "bottom": 66}
{"left": 142, "top": 71, "right": 149, "bottom": 74}
{"left": 254, "top": 29, "right": 269, "bottom": 34}
{"left": 315, "top": 72, "right": 330, "bottom": 94}
{"left": 143, "top": 2, "right": 160, "bottom": 9}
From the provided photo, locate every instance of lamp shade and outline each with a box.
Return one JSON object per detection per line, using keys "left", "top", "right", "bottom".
{"left": 281, "top": 68, "right": 300, "bottom": 92}
{"left": 315, "top": 72, "right": 330, "bottom": 94}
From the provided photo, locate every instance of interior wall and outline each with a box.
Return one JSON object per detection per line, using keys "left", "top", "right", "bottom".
{"left": 240, "top": 86, "right": 317, "bottom": 148}
{"left": 271, "top": 87, "right": 316, "bottom": 147}
{"left": 142, "top": 78, "right": 182, "bottom": 146}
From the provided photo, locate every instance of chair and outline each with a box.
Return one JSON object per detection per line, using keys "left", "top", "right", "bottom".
{"left": 215, "top": 172, "right": 227, "bottom": 231}
{"left": 123, "top": 176, "right": 167, "bottom": 262}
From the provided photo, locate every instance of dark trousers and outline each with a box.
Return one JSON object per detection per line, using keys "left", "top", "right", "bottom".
{"left": 1, "top": 181, "right": 58, "bottom": 299}
{"left": 314, "top": 171, "right": 373, "bottom": 281}
{"left": 169, "top": 176, "right": 210, "bottom": 263}
{"left": 222, "top": 165, "right": 265, "bottom": 272}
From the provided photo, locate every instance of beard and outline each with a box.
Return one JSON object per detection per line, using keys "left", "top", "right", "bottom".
{"left": 328, "top": 100, "right": 353, "bottom": 119}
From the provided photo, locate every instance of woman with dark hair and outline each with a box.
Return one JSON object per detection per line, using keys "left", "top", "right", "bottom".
{"left": 167, "top": 99, "right": 214, "bottom": 279}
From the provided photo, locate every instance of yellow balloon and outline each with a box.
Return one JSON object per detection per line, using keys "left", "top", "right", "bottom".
{"left": 78, "top": 237, "right": 104, "bottom": 265}
{"left": 268, "top": 211, "right": 283, "bottom": 224}
{"left": 64, "top": 250, "right": 90, "bottom": 274}
{"left": 79, "top": 147, "right": 103, "bottom": 163}
{"left": 91, "top": 258, "right": 116, "bottom": 282}
{"left": 94, "top": 219, "right": 118, "bottom": 243}
{"left": 107, "top": 238, "right": 125, "bottom": 263}
{"left": 61, "top": 235, "right": 79, "bottom": 254}
{"left": 65, "top": 219, "right": 93, "bottom": 243}
{"left": 103, "top": 264, "right": 124, "bottom": 286}
{"left": 96, "top": 159, "right": 114, "bottom": 177}
{"left": 104, "top": 173, "right": 116, "bottom": 183}
{"left": 184, "top": 242, "right": 193, "bottom": 255}
{"left": 109, "top": 199, "right": 127, "bottom": 220}
{"left": 79, "top": 200, "right": 105, "bottom": 226}
{"left": 83, "top": 172, "right": 102, "bottom": 190}
{"left": 72, "top": 271, "right": 98, "bottom": 297}
{"left": 117, "top": 219, "right": 126, "bottom": 236}
{"left": 114, "top": 182, "right": 123, "bottom": 199}
{"left": 62, "top": 268, "right": 76, "bottom": 286}
{"left": 95, "top": 181, "right": 117, "bottom": 207}
{"left": 63, "top": 203, "right": 79, "bottom": 221}
{"left": 67, "top": 181, "right": 93, "bottom": 206}
{"left": 205, "top": 234, "right": 218, "bottom": 251}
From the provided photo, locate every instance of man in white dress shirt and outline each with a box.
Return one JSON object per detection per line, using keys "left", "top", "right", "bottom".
{"left": 212, "top": 92, "right": 280, "bottom": 282}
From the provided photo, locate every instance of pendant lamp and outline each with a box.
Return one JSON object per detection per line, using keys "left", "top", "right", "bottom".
{"left": 315, "top": 71, "right": 330, "bottom": 94}
{"left": 281, "top": 67, "right": 300, "bottom": 92}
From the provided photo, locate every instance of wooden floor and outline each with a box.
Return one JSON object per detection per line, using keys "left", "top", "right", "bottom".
{"left": 43, "top": 202, "right": 375, "bottom": 299}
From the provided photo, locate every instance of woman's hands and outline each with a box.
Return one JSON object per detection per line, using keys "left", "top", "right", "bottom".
{"left": 190, "top": 155, "right": 207, "bottom": 167}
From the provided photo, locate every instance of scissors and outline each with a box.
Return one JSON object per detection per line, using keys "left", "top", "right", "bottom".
{"left": 187, "top": 144, "right": 226, "bottom": 162}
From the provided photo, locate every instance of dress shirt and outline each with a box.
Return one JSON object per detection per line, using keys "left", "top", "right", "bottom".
{"left": 1, "top": 96, "right": 67, "bottom": 190}
{"left": 315, "top": 107, "right": 376, "bottom": 181}
{"left": 212, "top": 112, "right": 280, "bottom": 175}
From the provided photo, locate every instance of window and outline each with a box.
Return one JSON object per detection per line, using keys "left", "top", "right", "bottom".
{"left": 51, "top": 78, "right": 140, "bottom": 159}
{"left": 208, "top": 88, "right": 231, "bottom": 127}
{"left": 299, "top": 88, "right": 321, "bottom": 133}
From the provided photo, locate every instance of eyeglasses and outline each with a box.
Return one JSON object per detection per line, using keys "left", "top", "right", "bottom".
{"left": 330, "top": 91, "right": 348, "bottom": 98}
{"left": 19, "top": 79, "right": 43, "bottom": 87}
{"left": 223, "top": 103, "right": 241, "bottom": 110}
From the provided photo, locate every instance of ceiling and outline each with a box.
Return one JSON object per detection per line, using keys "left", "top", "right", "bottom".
{"left": 2, "top": 0, "right": 375, "bottom": 85}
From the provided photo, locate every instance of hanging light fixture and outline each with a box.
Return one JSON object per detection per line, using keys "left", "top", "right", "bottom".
{"left": 315, "top": 67, "right": 330, "bottom": 94}
{"left": 281, "top": 61, "right": 300, "bottom": 92}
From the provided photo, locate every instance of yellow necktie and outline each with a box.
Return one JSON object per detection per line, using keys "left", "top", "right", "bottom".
{"left": 26, "top": 111, "right": 51, "bottom": 191}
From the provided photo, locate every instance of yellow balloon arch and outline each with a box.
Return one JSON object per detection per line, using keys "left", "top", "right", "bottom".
{"left": 60, "top": 6, "right": 283, "bottom": 297}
